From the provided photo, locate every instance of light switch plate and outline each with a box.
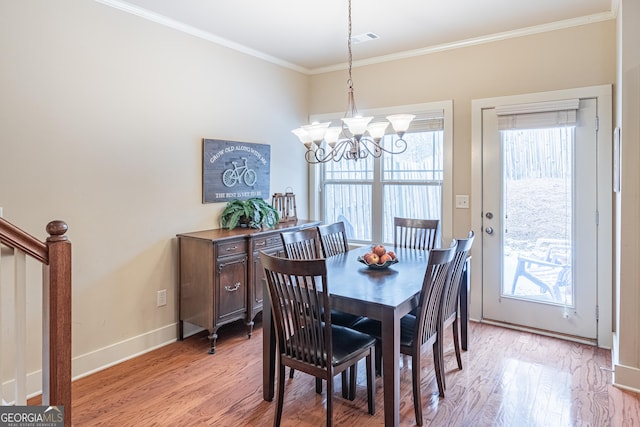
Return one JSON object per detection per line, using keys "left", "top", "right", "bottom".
{"left": 157, "top": 289, "right": 167, "bottom": 307}
{"left": 455, "top": 195, "right": 469, "bottom": 209}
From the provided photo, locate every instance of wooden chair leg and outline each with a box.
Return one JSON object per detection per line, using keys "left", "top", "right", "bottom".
{"left": 316, "top": 378, "right": 322, "bottom": 394}
{"left": 452, "top": 319, "right": 462, "bottom": 370}
{"left": 348, "top": 363, "right": 357, "bottom": 401}
{"left": 435, "top": 335, "right": 447, "bottom": 391}
{"left": 366, "top": 348, "right": 375, "bottom": 415}
{"left": 411, "top": 354, "right": 423, "bottom": 426}
{"left": 433, "top": 341, "right": 445, "bottom": 398}
{"left": 326, "top": 373, "right": 334, "bottom": 427}
{"left": 341, "top": 370, "right": 349, "bottom": 399}
{"left": 274, "top": 363, "right": 286, "bottom": 427}
{"left": 289, "top": 368, "right": 295, "bottom": 379}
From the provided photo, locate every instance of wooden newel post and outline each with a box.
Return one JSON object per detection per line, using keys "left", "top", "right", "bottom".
{"left": 44, "top": 220, "right": 72, "bottom": 427}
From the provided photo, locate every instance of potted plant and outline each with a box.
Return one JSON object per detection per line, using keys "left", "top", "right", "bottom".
{"left": 220, "top": 198, "right": 280, "bottom": 229}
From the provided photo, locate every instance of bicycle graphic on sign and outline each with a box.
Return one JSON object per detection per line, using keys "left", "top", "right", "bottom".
{"left": 222, "top": 158, "right": 257, "bottom": 187}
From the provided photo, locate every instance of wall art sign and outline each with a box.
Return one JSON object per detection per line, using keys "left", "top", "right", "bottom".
{"left": 202, "top": 139, "right": 270, "bottom": 203}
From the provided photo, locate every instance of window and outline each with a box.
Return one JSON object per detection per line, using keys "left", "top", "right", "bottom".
{"left": 313, "top": 103, "right": 452, "bottom": 245}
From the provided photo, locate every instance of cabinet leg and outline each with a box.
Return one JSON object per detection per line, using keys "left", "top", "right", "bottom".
{"left": 178, "top": 320, "right": 184, "bottom": 341}
{"left": 247, "top": 320, "right": 255, "bottom": 339}
{"left": 208, "top": 330, "right": 218, "bottom": 354}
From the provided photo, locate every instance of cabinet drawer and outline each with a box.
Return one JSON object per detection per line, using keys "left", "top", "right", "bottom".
{"left": 216, "top": 240, "right": 247, "bottom": 256}
{"left": 252, "top": 234, "right": 282, "bottom": 251}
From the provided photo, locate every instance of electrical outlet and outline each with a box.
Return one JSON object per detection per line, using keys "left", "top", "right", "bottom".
{"left": 455, "top": 195, "right": 469, "bottom": 209}
{"left": 157, "top": 289, "right": 167, "bottom": 307}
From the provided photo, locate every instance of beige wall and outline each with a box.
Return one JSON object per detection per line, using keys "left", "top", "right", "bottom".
{"left": 310, "top": 21, "right": 616, "bottom": 239}
{"left": 0, "top": 0, "right": 309, "bottom": 382}
{"left": 615, "top": 0, "right": 640, "bottom": 391}
{"left": 2, "top": 0, "right": 636, "bottom": 395}
{"left": 311, "top": 17, "right": 640, "bottom": 391}
{"left": 310, "top": 17, "right": 626, "bottom": 373}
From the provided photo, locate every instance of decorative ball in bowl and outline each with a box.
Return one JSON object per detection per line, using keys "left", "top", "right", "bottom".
{"left": 357, "top": 245, "right": 399, "bottom": 269}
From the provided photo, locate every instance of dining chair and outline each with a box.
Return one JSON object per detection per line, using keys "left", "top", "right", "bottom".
{"left": 439, "top": 231, "right": 475, "bottom": 389}
{"left": 318, "top": 221, "right": 350, "bottom": 256}
{"left": 351, "top": 242, "right": 457, "bottom": 426}
{"left": 279, "top": 226, "right": 353, "bottom": 397}
{"left": 260, "top": 252, "right": 376, "bottom": 427}
{"left": 317, "top": 222, "right": 364, "bottom": 330}
{"left": 280, "top": 227, "right": 323, "bottom": 260}
{"left": 394, "top": 217, "right": 442, "bottom": 319}
{"left": 393, "top": 217, "right": 441, "bottom": 250}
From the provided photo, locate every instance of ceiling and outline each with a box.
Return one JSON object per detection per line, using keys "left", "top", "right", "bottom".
{"left": 99, "top": 0, "right": 615, "bottom": 74}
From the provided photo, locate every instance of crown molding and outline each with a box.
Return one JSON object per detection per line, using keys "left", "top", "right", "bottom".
{"left": 311, "top": 11, "right": 617, "bottom": 74}
{"left": 95, "top": 1, "right": 615, "bottom": 76}
{"left": 94, "top": 0, "right": 311, "bottom": 74}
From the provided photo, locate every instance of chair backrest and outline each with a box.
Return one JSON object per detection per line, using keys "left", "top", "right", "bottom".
{"left": 441, "top": 231, "right": 475, "bottom": 324}
{"left": 393, "top": 217, "right": 441, "bottom": 250}
{"left": 280, "top": 227, "right": 323, "bottom": 260}
{"left": 414, "top": 242, "right": 457, "bottom": 346}
{"left": 260, "top": 252, "right": 331, "bottom": 369}
{"left": 317, "top": 222, "right": 350, "bottom": 257}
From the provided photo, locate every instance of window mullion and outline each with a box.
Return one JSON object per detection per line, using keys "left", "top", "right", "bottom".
{"left": 371, "top": 156, "right": 383, "bottom": 243}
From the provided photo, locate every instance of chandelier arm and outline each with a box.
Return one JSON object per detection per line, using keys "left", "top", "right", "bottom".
{"left": 358, "top": 137, "right": 409, "bottom": 156}
{"left": 305, "top": 149, "right": 321, "bottom": 164}
{"left": 304, "top": 139, "right": 351, "bottom": 163}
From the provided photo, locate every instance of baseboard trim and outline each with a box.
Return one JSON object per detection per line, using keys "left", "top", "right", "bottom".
{"left": 613, "top": 362, "right": 640, "bottom": 393}
{"left": 2, "top": 323, "right": 177, "bottom": 402}
{"left": 72, "top": 323, "right": 178, "bottom": 380}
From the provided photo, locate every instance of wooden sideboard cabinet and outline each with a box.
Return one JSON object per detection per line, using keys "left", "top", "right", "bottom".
{"left": 177, "top": 220, "right": 320, "bottom": 354}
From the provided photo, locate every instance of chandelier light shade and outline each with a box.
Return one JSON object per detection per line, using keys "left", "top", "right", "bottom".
{"left": 292, "top": 0, "right": 414, "bottom": 163}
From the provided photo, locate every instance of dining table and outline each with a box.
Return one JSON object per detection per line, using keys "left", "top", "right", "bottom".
{"left": 261, "top": 245, "right": 470, "bottom": 427}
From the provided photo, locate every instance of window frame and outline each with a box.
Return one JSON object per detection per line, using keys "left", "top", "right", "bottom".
{"left": 309, "top": 100, "right": 453, "bottom": 245}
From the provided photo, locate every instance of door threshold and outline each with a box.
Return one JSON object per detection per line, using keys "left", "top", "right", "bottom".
{"left": 481, "top": 318, "right": 598, "bottom": 346}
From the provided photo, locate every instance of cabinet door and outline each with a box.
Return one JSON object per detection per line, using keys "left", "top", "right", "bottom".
{"left": 216, "top": 256, "right": 247, "bottom": 322}
{"left": 254, "top": 250, "right": 287, "bottom": 309}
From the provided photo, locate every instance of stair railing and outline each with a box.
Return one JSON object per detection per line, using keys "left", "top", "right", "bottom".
{"left": 0, "top": 218, "right": 71, "bottom": 427}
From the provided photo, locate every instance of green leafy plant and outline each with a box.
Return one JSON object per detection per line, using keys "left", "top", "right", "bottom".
{"left": 220, "top": 198, "right": 280, "bottom": 229}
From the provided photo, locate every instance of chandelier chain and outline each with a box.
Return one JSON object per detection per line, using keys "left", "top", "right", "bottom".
{"left": 346, "top": 0, "right": 357, "bottom": 117}
{"left": 348, "top": 0, "right": 353, "bottom": 86}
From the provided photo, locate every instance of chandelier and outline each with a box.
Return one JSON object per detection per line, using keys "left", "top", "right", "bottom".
{"left": 291, "top": 0, "right": 414, "bottom": 164}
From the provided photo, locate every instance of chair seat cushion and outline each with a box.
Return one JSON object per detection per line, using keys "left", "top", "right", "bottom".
{"left": 351, "top": 314, "right": 417, "bottom": 347}
{"left": 284, "top": 324, "right": 376, "bottom": 367}
{"left": 329, "top": 310, "right": 364, "bottom": 328}
{"left": 330, "top": 324, "right": 377, "bottom": 366}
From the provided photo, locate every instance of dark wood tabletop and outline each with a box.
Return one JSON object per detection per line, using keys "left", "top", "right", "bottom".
{"left": 323, "top": 246, "right": 427, "bottom": 317}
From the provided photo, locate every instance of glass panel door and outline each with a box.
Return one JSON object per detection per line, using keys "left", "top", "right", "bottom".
{"left": 482, "top": 98, "right": 598, "bottom": 340}
{"left": 503, "top": 128, "right": 573, "bottom": 307}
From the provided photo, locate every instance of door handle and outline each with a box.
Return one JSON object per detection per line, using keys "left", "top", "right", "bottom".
{"left": 485, "top": 227, "right": 494, "bottom": 235}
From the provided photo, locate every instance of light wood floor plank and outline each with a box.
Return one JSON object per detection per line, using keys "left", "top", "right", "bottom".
{"left": 31, "top": 320, "right": 639, "bottom": 426}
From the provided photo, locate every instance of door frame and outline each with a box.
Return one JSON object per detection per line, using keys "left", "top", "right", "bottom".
{"left": 470, "top": 85, "right": 613, "bottom": 348}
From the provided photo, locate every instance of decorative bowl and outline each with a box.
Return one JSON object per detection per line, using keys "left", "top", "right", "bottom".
{"left": 357, "top": 256, "right": 399, "bottom": 270}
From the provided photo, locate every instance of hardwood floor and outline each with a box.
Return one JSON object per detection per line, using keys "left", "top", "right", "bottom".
{"left": 50, "top": 319, "right": 639, "bottom": 426}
